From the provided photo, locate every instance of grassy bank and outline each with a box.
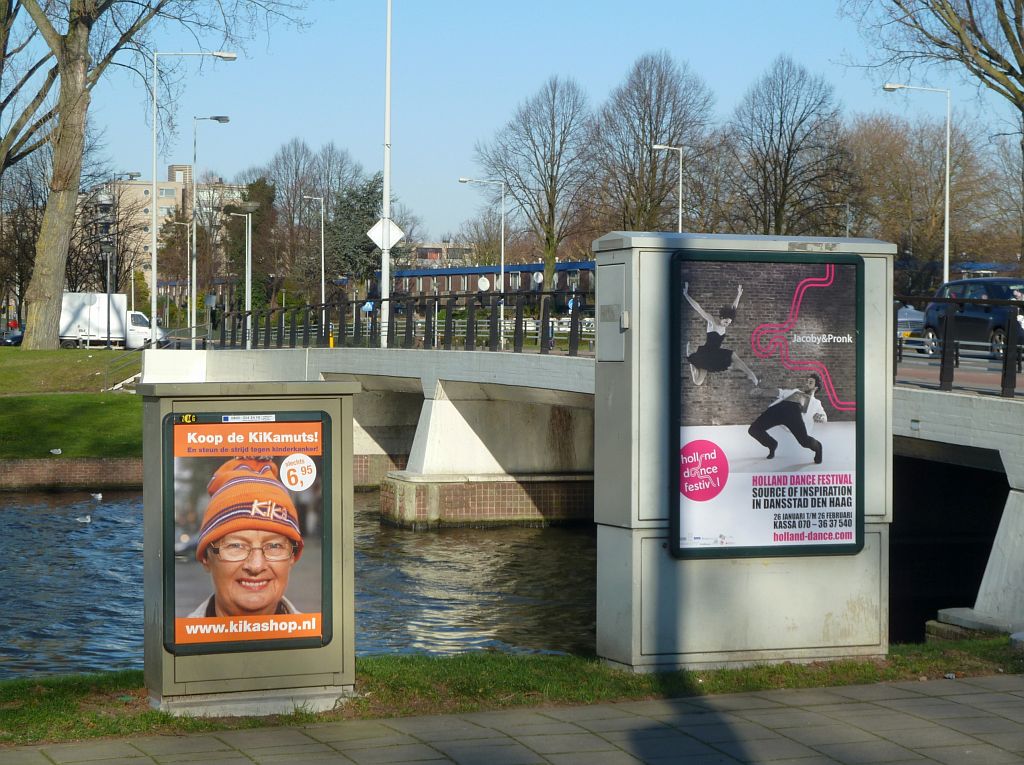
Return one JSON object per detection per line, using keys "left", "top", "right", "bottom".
{"left": 0, "top": 393, "right": 141, "bottom": 459}
{"left": 1, "top": 639, "right": 1020, "bottom": 746}
{"left": 0, "top": 348, "right": 140, "bottom": 394}
{"left": 0, "top": 349, "right": 142, "bottom": 460}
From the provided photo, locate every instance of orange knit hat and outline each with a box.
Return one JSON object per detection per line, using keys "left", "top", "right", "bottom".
{"left": 195, "top": 458, "right": 303, "bottom": 562}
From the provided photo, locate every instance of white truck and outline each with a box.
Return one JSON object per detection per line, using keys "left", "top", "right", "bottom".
{"left": 60, "top": 292, "right": 163, "bottom": 349}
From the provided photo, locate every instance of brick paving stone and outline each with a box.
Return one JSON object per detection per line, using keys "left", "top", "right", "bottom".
{"left": 306, "top": 721, "right": 402, "bottom": 743}
{"left": 873, "top": 724, "right": 983, "bottom": 748}
{"left": 0, "top": 749, "right": 58, "bottom": 765}
{"left": 540, "top": 705, "right": 632, "bottom": 723}
{"left": 734, "top": 758, "right": 844, "bottom": 765}
{"left": 874, "top": 697, "right": 984, "bottom": 719}
{"left": 431, "top": 740, "right": 544, "bottom": 765}
{"left": 751, "top": 688, "right": 855, "bottom": 707}
{"left": 676, "top": 722, "right": 779, "bottom": 744}
{"left": 735, "top": 708, "right": 839, "bottom": 729}
{"left": 823, "top": 685, "right": 925, "bottom": 702}
{"left": 683, "top": 695, "right": 784, "bottom": 712}
{"left": 41, "top": 741, "right": 150, "bottom": 763}
{"left": 813, "top": 739, "right": 924, "bottom": 763}
{"left": 130, "top": 735, "right": 235, "bottom": 756}
{"left": 252, "top": 751, "right": 358, "bottom": 764}
{"left": 330, "top": 735, "right": 426, "bottom": 751}
{"left": 471, "top": 722, "right": 584, "bottom": 738}
{"left": 956, "top": 677, "right": 1024, "bottom": 693}
{"left": 975, "top": 730, "right": 1024, "bottom": 753}
{"left": 821, "top": 710, "right": 936, "bottom": 732}
{"left": 594, "top": 729, "right": 718, "bottom": 759}
{"left": 154, "top": 753, "right": 257, "bottom": 764}
{"left": 942, "top": 716, "right": 1024, "bottom": 735}
{"left": 951, "top": 693, "right": 1024, "bottom": 711}
{"left": 515, "top": 732, "right": 618, "bottom": 754}
{"left": 641, "top": 756, "right": 742, "bottom": 765}
{"left": 213, "top": 728, "right": 322, "bottom": 749}
{"left": 916, "top": 743, "right": 1024, "bottom": 764}
{"left": 381, "top": 717, "right": 498, "bottom": 742}
{"left": 342, "top": 743, "right": 448, "bottom": 765}
{"left": 609, "top": 698, "right": 704, "bottom": 716}
{"left": 773, "top": 723, "right": 878, "bottom": 746}
{"left": 461, "top": 711, "right": 560, "bottom": 728}
{"left": 576, "top": 716, "right": 672, "bottom": 734}
{"left": 886, "top": 680, "right": 976, "bottom": 697}
{"left": 713, "top": 736, "right": 820, "bottom": 762}
{"left": 545, "top": 752, "right": 644, "bottom": 765}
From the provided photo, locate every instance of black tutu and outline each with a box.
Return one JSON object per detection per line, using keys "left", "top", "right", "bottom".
{"left": 687, "top": 331, "right": 734, "bottom": 372}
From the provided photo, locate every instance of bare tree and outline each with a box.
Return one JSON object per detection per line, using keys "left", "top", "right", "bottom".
{"left": 20, "top": 0, "right": 306, "bottom": 350}
{"left": 591, "top": 51, "right": 713, "bottom": 231}
{"left": 727, "top": 56, "right": 851, "bottom": 235}
{"left": 475, "top": 76, "right": 593, "bottom": 287}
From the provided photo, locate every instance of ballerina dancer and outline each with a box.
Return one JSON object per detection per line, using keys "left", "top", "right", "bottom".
{"left": 683, "top": 282, "right": 758, "bottom": 386}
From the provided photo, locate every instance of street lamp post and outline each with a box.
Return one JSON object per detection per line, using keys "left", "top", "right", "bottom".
{"left": 458, "top": 177, "right": 506, "bottom": 340}
{"left": 172, "top": 221, "right": 190, "bottom": 336}
{"left": 381, "top": 0, "right": 393, "bottom": 348}
{"left": 151, "top": 50, "right": 236, "bottom": 348}
{"left": 230, "top": 202, "right": 258, "bottom": 349}
{"left": 192, "top": 114, "right": 229, "bottom": 349}
{"left": 104, "top": 171, "right": 140, "bottom": 348}
{"left": 303, "top": 195, "right": 326, "bottom": 317}
{"left": 653, "top": 143, "right": 683, "bottom": 233}
{"left": 883, "top": 82, "right": 951, "bottom": 283}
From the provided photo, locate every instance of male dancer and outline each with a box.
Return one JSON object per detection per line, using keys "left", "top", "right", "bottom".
{"left": 748, "top": 374, "right": 826, "bottom": 463}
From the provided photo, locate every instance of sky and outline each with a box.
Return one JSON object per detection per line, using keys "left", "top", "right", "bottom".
{"left": 89, "top": 0, "right": 1008, "bottom": 243}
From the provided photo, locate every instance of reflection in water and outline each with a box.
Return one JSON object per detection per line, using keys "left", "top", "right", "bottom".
{"left": 0, "top": 490, "right": 596, "bottom": 679}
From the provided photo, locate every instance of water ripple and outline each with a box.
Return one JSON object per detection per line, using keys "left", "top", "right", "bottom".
{"left": 0, "top": 490, "right": 595, "bottom": 679}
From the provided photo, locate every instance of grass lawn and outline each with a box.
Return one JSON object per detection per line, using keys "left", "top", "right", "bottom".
{"left": 0, "top": 392, "right": 141, "bottom": 459}
{"left": 0, "top": 639, "right": 1020, "bottom": 746}
{"left": 0, "top": 348, "right": 141, "bottom": 394}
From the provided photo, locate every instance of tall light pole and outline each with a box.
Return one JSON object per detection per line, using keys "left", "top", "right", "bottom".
{"left": 151, "top": 50, "right": 236, "bottom": 348}
{"left": 172, "top": 221, "right": 190, "bottom": 334}
{"left": 653, "top": 143, "right": 683, "bottom": 233}
{"left": 381, "top": 0, "right": 393, "bottom": 348}
{"left": 303, "top": 195, "right": 326, "bottom": 313}
{"left": 192, "top": 114, "right": 229, "bottom": 350}
{"left": 459, "top": 177, "right": 505, "bottom": 337}
{"left": 105, "top": 171, "right": 140, "bottom": 347}
{"left": 883, "top": 82, "right": 951, "bottom": 283}
{"left": 230, "top": 201, "right": 258, "bottom": 349}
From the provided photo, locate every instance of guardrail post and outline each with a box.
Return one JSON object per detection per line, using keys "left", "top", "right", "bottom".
{"left": 489, "top": 295, "right": 500, "bottom": 351}
{"left": 1002, "top": 307, "right": 1019, "bottom": 397}
{"left": 262, "top": 310, "right": 272, "bottom": 349}
{"left": 514, "top": 295, "right": 525, "bottom": 353}
{"left": 424, "top": 297, "right": 435, "bottom": 349}
{"left": 370, "top": 304, "right": 379, "bottom": 346}
{"left": 302, "top": 307, "right": 311, "bottom": 348}
{"left": 338, "top": 297, "right": 349, "bottom": 348}
{"left": 386, "top": 299, "right": 397, "bottom": 347}
{"left": 276, "top": 309, "right": 284, "bottom": 348}
{"left": 466, "top": 298, "right": 477, "bottom": 351}
{"left": 540, "top": 295, "right": 551, "bottom": 355}
{"left": 354, "top": 304, "right": 365, "bottom": 346}
{"left": 220, "top": 313, "right": 227, "bottom": 348}
{"left": 568, "top": 294, "right": 582, "bottom": 357}
{"left": 289, "top": 308, "right": 298, "bottom": 348}
{"left": 939, "top": 304, "right": 955, "bottom": 391}
{"left": 403, "top": 299, "right": 415, "bottom": 349}
{"left": 444, "top": 295, "right": 456, "bottom": 350}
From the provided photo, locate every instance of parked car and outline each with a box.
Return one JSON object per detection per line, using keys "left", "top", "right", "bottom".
{"left": 1, "top": 329, "right": 23, "bottom": 346}
{"left": 921, "top": 277, "right": 1024, "bottom": 357}
{"left": 896, "top": 301, "right": 924, "bottom": 338}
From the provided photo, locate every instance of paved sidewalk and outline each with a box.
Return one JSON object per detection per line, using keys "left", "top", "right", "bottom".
{"left": 4, "top": 674, "right": 1024, "bottom": 764}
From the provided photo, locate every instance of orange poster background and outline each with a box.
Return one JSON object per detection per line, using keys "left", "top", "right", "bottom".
{"left": 174, "top": 421, "right": 323, "bottom": 458}
{"left": 175, "top": 613, "right": 323, "bottom": 644}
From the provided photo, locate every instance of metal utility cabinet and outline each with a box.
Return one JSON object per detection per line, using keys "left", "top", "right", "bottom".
{"left": 593, "top": 232, "right": 896, "bottom": 671}
{"left": 140, "top": 381, "right": 359, "bottom": 715}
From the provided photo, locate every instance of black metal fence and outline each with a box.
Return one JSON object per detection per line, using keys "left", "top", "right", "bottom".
{"left": 894, "top": 295, "right": 1022, "bottom": 397}
{"left": 214, "top": 290, "right": 596, "bottom": 356}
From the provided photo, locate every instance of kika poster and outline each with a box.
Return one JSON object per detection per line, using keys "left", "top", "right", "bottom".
{"left": 670, "top": 252, "right": 863, "bottom": 558}
{"left": 163, "top": 411, "right": 332, "bottom": 653}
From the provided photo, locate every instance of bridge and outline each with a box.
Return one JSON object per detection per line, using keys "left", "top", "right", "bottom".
{"left": 139, "top": 231, "right": 1024, "bottom": 671}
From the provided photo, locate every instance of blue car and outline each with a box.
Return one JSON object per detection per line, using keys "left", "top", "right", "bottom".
{"left": 922, "top": 277, "right": 1024, "bottom": 357}
{"left": 1, "top": 330, "right": 23, "bottom": 346}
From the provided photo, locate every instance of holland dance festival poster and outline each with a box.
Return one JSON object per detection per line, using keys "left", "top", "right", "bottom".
{"left": 672, "top": 254, "right": 863, "bottom": 558}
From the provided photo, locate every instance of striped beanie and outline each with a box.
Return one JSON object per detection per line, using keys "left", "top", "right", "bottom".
{"left": 195, "top": 458, "right": 303, "bottom": 562}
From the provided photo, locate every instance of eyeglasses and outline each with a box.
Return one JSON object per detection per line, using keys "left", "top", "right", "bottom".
{"left": 209, "top": 541, "right": 296, "bottom": 562}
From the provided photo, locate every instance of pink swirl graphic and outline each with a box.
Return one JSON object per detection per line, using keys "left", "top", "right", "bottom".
{"left": 749, "top": 264, "right": 856, "bottom": 412}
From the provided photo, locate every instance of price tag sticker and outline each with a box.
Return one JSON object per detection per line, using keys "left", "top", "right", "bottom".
{"left": 280, "top": 453, "right": 317, "bottom": 492}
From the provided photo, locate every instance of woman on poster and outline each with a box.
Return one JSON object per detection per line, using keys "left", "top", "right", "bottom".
{"left": 187, "top": 458, "right": 305, "bottom": 618}
{"left": 683, "top": 282, "right": 758, "bottom": 386}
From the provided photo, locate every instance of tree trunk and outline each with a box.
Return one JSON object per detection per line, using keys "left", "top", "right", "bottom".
{"left": 21, "top": 24, "right": 90, "bottom": 350}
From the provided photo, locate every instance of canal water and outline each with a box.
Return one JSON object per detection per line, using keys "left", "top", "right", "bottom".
{"left": 0, "top": 490, "right": 596, "bottom": 679}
